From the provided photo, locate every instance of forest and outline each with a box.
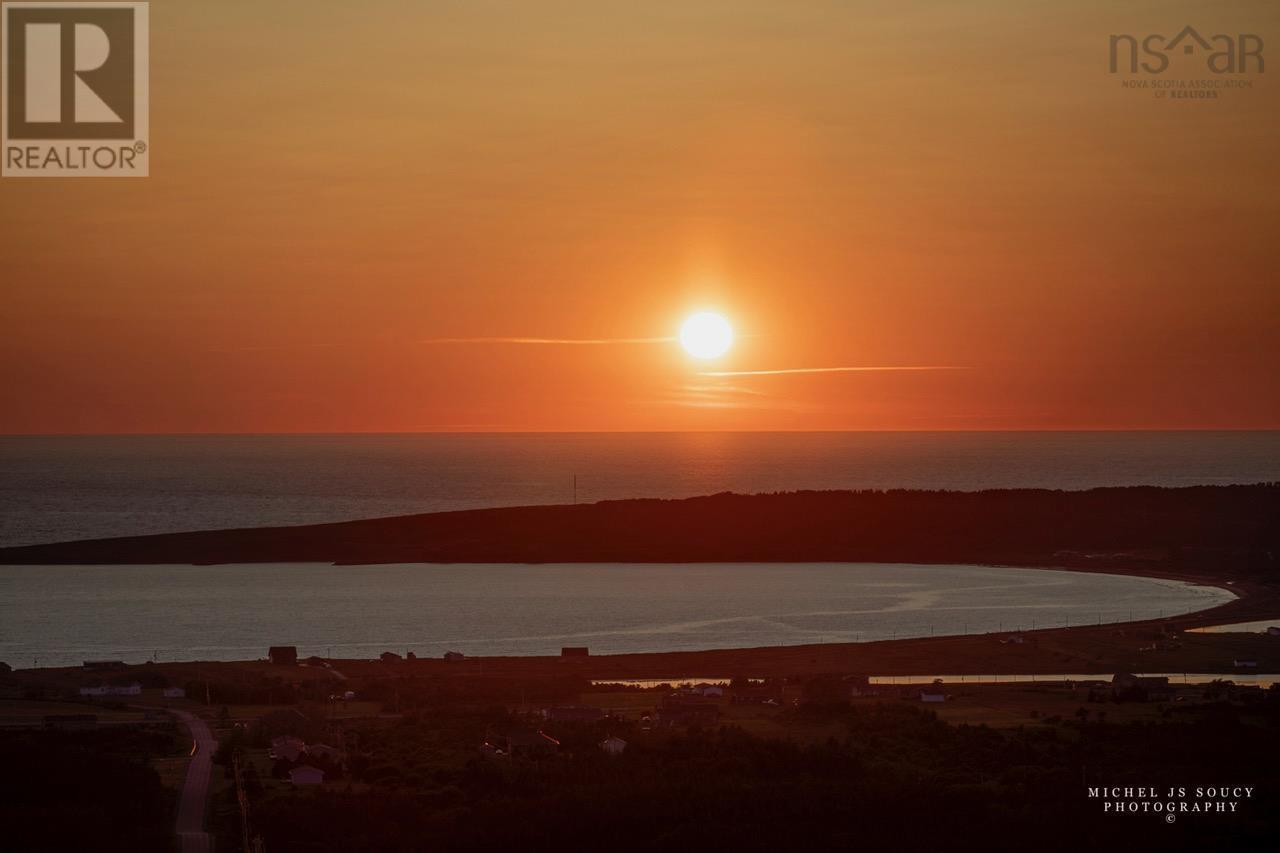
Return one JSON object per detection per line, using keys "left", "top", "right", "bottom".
{"left": 0, "top": 726, "right": 179, "bottom": 853}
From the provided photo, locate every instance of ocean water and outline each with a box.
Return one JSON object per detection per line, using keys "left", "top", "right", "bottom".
{"left": 0, "top": 562, "right": 1234, "bottom": 668}
{"left": 1, "top": 431, "right": 1277, "bottom": 547}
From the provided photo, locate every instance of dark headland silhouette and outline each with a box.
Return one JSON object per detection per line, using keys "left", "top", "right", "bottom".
{"left": 1, "top": 485, "right": 1276, "bottom": 575}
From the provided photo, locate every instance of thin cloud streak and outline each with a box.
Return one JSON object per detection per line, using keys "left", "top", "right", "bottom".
{"left": 698, "top": 366, "right": 970, "bottom": 377}
{"left": 421, "top": 336, "right": 675, "bottom": 345}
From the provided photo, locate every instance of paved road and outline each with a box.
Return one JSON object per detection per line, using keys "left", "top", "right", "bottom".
{"left": 171, "top": 709, "right": 216, "bottom": 853}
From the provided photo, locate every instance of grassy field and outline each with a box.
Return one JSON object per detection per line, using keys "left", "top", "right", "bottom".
{"left": 0, "top": 698, "right": 153, "bottom": 726}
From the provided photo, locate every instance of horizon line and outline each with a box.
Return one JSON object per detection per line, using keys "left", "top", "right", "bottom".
{"left": 2, "top": 427, "right": 1278, "bottom": 437}
{"left": 697, "top": 366, "right": 970, "bottom": 377}
{"left": 420, "top": 336, "right": 676, "bottom": 345}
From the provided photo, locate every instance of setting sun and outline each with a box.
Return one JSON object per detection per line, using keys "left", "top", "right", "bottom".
{"left": 679, "top": 312, "right": 734, "bottom": 360}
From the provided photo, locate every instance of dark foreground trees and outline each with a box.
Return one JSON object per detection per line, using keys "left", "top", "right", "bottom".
{"left": 242, "top": 700, "right": 1278, "bottom": 853}
{"left": 0, "top": 728, "right": 176, "bottom": 852}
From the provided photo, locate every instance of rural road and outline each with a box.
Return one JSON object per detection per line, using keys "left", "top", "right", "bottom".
{"left": 171, "top": 708, "right": 216, "bottom": 853}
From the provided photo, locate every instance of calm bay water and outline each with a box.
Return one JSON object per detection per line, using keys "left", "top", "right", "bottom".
{"left": 0, "top": 433, "right": 1264, "bottom": 668}
{"left": 0, "top": 563, "right": 1234, "bottom": 668}
{"left": 2, "top": 431, "right": 1277, "bottom": 547}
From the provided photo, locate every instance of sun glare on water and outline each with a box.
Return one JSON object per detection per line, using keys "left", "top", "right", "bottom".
{"left": 679, "top": 311, "right": 733, "bottom": 359}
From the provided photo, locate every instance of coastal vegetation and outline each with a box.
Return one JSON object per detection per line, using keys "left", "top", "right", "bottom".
{"left": 2, "top": 485, "right": 1276, "bottom": 577}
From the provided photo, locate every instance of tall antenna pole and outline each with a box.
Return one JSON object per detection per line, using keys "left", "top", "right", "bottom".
{"left": 573, "top": 474, "right": 577, "bottom": 505}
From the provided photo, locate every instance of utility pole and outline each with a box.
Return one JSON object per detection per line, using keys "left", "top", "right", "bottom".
{"left": 234, "top": 752, "right": 252, "bottom": 853}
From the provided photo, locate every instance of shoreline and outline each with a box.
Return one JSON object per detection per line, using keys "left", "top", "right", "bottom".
{"left": 3, "top": 486, "right": 1276, "bottom": 676}
{"left": 6, "top": 560, "right": 1276, "bottom": 679}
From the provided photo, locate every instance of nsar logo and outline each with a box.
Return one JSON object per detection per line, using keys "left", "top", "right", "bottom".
{"left": 1109, "top": 25, "right": 1264, "bottom": 75}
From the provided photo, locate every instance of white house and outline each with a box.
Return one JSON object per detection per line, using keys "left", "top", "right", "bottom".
{"left": 694, "top": 684, "right": 725, "bottom": 697}
{"left": 1233, "top": 659, "right": 1259, "bottom": 668}
{"left": 289, "top": 765, "right": 325, "bottom": 785}
{"left": 163, "top": 687, "right": 186, "bottom": 698}
{"left": 599, "top": 736, "right": 628, "bottom": 756}
{"left": 920, "top": 687, "right": 947, "bottom": 703}
{"left": 79, "top": 683, "right": 142, "bottom": 697}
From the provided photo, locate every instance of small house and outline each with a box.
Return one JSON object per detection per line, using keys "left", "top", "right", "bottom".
{"left": 288, "top": 765, "right": 325, "bottom": 785}
{"left": 1234, "top": 659, "right": 1259, "bottom": 668}
{"left": 600, "top": 736, "right": 628, "bottom": 756}
{"left": 443, "top": 651, "right": 466, "bottom": 662}
{"left": 163, "top": 687, "right": 186, "bottom": 698}
{"left": 1111, "top": 674, "right": 1172, "bottom": 702}
{"left": 82, "top": 660, "right": 126, "bottom": 670}
{"left": 693, "top": 683, "right": 725, "bottom": 697}
{"left": 268, "top": 646, "right": 298, "bottom": 666}
{"left": 380, "top": 651, "right": 403, "bottom": 663}
{"left": 920, "top": 687, "right": 947, "bottom": 703}
{"left": 1266, "top": 626, "right": 1280, "bottom": 637}
{"left": 560, "top": 647, "right": 589, "bottom": 660}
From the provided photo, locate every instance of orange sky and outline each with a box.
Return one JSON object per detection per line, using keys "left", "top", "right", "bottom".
{"left": 1, "top": 0, "right": 1277, "bottom": 432}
